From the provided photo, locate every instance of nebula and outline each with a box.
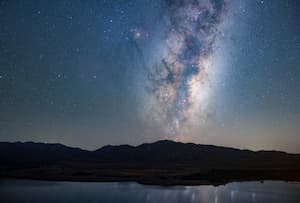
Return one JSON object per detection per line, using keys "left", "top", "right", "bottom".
{"left": 145, "top": 0, "right": 227, "bottom": 136}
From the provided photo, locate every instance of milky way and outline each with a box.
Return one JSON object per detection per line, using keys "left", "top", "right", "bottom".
{"left": 145, "top": 0, "right": 227, "bottom": 136}
{"left": 1, "top": 0, "right": 299, "bottom": 152}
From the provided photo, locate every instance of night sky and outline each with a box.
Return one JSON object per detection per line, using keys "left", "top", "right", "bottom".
{"left": 0, "top": 0, "right": 300, "bottom": 152}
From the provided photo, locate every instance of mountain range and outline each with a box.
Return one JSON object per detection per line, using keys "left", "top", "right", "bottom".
{"left": 1, "top": 140, "right": 299, "bottom": 185}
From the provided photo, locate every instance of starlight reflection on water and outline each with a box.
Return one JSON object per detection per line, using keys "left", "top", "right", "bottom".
{"left": 0, "top": 180, "right": 299, "bottom": 203}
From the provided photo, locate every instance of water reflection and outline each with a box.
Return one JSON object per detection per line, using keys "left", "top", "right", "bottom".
{"left": 0, "top": 180, "right": 299, "bottom": 203}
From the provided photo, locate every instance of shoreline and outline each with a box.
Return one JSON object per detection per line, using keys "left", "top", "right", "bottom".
{"left": 1, "top": 168, "right": 299, "bottom": 186}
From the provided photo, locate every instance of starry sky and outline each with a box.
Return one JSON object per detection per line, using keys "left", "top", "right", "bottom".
{"left": 0, "top": 0, "right": 300, "bottom": 152}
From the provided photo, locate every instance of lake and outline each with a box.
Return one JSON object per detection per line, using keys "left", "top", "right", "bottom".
{"left": 0, "top": 180, "right": 299, "bottom": 203}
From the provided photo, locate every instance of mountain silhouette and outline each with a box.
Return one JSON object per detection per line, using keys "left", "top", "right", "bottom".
{"left": 1, "top": 140, "right": 299, "bottom": 185}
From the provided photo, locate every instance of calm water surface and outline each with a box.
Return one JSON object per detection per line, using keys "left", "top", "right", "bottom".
{"left": 0, "top": 179, "right": 299, "bottom": 203}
